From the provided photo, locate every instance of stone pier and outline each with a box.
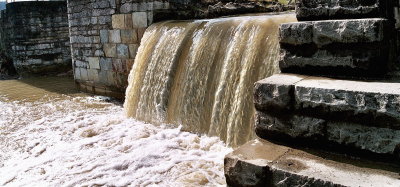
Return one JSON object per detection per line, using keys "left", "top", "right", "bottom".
{"left": 225, "top": 0, "right": 400, "bottom": 186}
{"left": 0, "top": 1, "right": 71, "bottom": 76}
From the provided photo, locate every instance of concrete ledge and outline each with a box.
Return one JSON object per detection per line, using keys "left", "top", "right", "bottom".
{"left": 225, "top": 139, "right": 400, "bottom": 187}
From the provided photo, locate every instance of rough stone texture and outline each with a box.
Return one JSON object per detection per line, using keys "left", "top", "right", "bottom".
{"left": 0, "top": 1, "right": 71, "bottom": 76}
{"left": 0, "top": 51, "right": 17, "bottom": 80}
{"left": 294, "top": 77, "right": 400, "bottom": 128}
{"left": 256, "top": 111, "right": 400, "bottom": 155}
{"left": 254, "top": 74, "right": 400, "bottom": 156}
{"left": 225, "top": 139, "right": 400, "bottom": 187}
{"left": 68, "top": 0, "right": 294, "bottom": 98}
{"left": 279, "top": 18, "right": 393, "bottom": 77}
{"left": 296, "top": 0, "right": 394, "bottom": 21}
{"left": 254, "top": 74, "right": 306, "bottom": 111}
{"left": 132, "top": 12, "right": 148, "bottom": 28}
{"left": 280, "top": 19, "right": 387, "bottom": 46}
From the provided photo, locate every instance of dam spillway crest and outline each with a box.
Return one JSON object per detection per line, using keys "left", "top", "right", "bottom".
{"left": 124, "top": 14, "right": 297, "bottom": 147}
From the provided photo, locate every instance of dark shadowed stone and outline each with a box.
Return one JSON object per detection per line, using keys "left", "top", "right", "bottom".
{"left": 255, "top": 111, "right": 326, "bottom": 139}
{"left": 279, "top": 18, "right": 390, "bottom": 77}
{"left": 280, "top": 19, "right": 388, "bottom": 48}
{"left": 296, "top": 0, "right": 392, "bottom": 21}
{"left": 279, "top": 22, "right": 313, "bottom": 45}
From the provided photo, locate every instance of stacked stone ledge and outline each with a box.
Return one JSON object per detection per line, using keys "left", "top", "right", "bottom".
{"left": 226, "top": 0, "right": 400, "bottom": 186}
{"left": 296, "top": 0, "right": 394, "bottom": 21}
{"left": 258, "top": 0, "right": 400, "bottom": 157}
{"left": 255, "top": 74, "right": 400, "bottom": 156}
{"left": 279, "top": 18, "right": 392, "bottom": 77}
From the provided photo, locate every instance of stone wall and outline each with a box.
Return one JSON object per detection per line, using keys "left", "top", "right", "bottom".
{"left": 67, "top": 0, "right": 293, "bottom": 99}
{"left": 68, "top": 0, "right": 167, "bottom": 98}
{"left": 226, "top": 1, "right": 400, "bottom": 186}
{"left": 0, "top": 1, "right": 71, "bottom": 76}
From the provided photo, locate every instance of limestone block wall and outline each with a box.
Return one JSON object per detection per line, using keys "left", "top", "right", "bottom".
{"left": 0, "top": 2, "right": 71, "bottom": 76}
{"left": 68, "top": 0, "right": 293, "bottom": 99}
{"left": 68, "top": 0, "right": 169, "bottom": 98}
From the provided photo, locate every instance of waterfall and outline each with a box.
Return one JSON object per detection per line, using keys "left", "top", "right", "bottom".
{"left": 124, "top": 13, "right": 297, "bottom": 147}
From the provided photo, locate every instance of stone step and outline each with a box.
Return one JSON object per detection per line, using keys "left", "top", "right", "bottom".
{"left": 296, "top": 0, "right": 392, "bottom": 21}
{"left": 254, "top": 74, "right": 400, "bottom": 156}
{"left": 279, "top": 18, "right": 393, "bottom": 77}
{"left": 225, "top": 138, "right": 400, "bottom": 187}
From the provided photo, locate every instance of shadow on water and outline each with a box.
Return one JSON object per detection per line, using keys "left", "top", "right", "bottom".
{"left": 0, "top": 75, "right": 85, "bottom": 102}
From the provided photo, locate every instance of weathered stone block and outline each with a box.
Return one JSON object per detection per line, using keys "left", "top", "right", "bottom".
{"left": 312, "top": 19, "right": 386, "bottom": 46}
{"left": 280, "top": 48, "right": 387, "bottom": 75}
{"left": 80, "top": 68, "right": 88, "bottom": 81}
{"left": 88, "top": 69, "right": 99, "bottom": 82}
{"left": 128, "top": 44, "right": 139, "bottom": 59}
{"left": 112, "top": 59, "right": 125, "bottom": 73}
{"left": 126, "top": 59, "right": 135, "bottom": 72}
{"left": 107, "top": 71, "right": 115, "bottom": 85}
{"left": 74, "top": 68, "right": 81, "bottom": 80}
{"left": 112, "top": 14, "right": 125, "bottom": 29}
{"left": 279, "top": 22, "right": 313, "bottom": 45}
{"left": 256, "top": 111, "right": 325, "bottom": 139}
{"left": 109, "top": 30, "right": 121, "bottom": 43}
{"left": 88, "top": 57, "right": 100, "bottom": 69}
{"left": 327, "top": 122, "right": 400, "bottom": 155}
{"left": 256, "top": 111, "right": 400, "bottom": 155}
{"left": 98, "top": 70, "right": 109, "bottom": 84}
{"left": 103, "top": 44, "right": 117, "bottom": 58}
{"left": 100, "top": 57, "right": 112, "bottom": 71}
{"left": 294, "top": 77, "right": 400, "bottom": 128}
{"left": 296, "top": 0, "right": 391, "bottom": 21}
{"left": 279, "top": 19, "right": 390, "bottom": 76}
{"left": 255, "top": 74, "right": 400, "bottom": 156}
{"left": 121, "top": 29, "right": 137, "bottom": 44}
{"left": 100, "top": 30, "right": 109, "bottom": 43}
{"left": 280, "top": 19, "right": 387, "bottom": 47}
{"left": 117, "top": 44, "right": 129, "bottom": 59}
{"left": 125, "top": 14, "right": 133, "bottom": 29}
{"left": 137, "top": 28, "right": 147, "bottom": 42}
{"left": 132, "top": 12, "right": 148, "bottom": 28}
{"left": 257, "top": 74, "right": 400, "bottom": 129}
{"left": 225, "top": 139, "right": 400, "bottom": 187}
{"left": 254, "top": 74, "right": 307, "bottom": 111}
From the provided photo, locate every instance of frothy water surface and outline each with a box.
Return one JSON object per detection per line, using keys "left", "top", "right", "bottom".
{"left": 0, "top": 77, "right": 231, "bottom": 186}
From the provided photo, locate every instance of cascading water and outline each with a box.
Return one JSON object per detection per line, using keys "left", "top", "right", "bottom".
{"left": 124, "top": 13, "right": 297, "bottom": 147}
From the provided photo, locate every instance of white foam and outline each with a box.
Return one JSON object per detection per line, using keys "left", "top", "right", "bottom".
{"left": 0, "top": 95, "right": 232, "bottom": 186}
